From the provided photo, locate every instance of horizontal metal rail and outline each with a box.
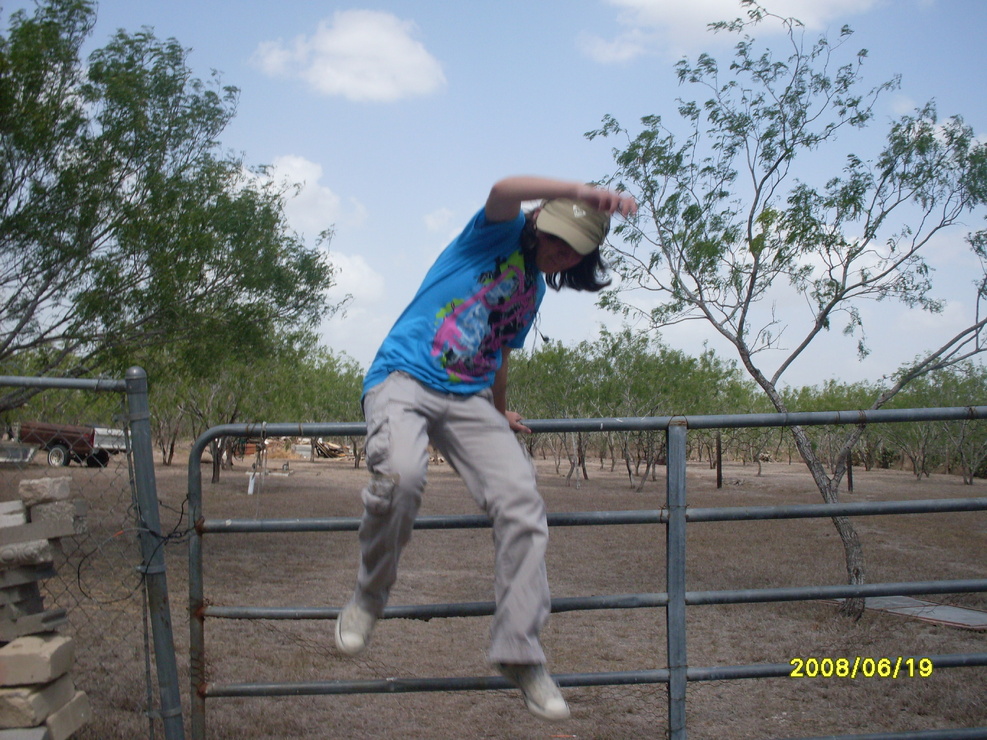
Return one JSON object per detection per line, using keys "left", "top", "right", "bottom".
{"left": 689, "top": 496, "right": 987, "bottom": 521}
{"left": 198, "top": 509, "right": 667, "bottom": 534}
{"left": 686, "top": 578, "right": 987, "bottom": 606}
{"left": 197, "top": 495, "right": 987, "bottom": 536}
{"left": 200, "top": 577, "right": 987, "bottom": 623}
{"left": 203, "top": 593, "right": 670, "bottom": 621}
{"left": 792, "top": 728, "right": 987, "bottom": 740}
{"left": 187, "top": 406, "right": 987, "bottom": 462}
{"left": 201, "top": 650, "right": 987, "bottom": 700}
{"left": 0, "top": 374, "right": 127, "bottom": 392}
{"left": 203, "top": 668, "right": 672, "bottom": 699}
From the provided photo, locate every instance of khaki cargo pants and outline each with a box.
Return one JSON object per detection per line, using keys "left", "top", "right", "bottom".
{"left": 350, "top": 371, "right": 550, "bottom": 664}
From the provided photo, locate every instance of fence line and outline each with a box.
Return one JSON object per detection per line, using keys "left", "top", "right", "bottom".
{"left": 0, "top": 369, "right": 184, "bottom": 740}
{"left": 187, "top": 407, "right": 987, "bottom": 739}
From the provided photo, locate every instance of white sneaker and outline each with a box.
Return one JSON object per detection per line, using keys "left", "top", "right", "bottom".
{"left": 335, "top": 602, "right": 376, "bottom": 656}
{"left": 496, "top": 663, "right": 570, "bottom": 720}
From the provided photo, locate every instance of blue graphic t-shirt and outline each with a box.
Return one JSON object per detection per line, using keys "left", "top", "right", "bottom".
{"left": 363, "top": 208, "right": 546, "bottom": 397}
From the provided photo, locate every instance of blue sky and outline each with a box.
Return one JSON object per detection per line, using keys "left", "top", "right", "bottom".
{"left": 6, "top": 0, "right": 986, "bottom": 387}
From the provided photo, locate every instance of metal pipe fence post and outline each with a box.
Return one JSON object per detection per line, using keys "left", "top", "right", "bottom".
{"left": 666, "top": 419, "right": 689, "bottom": 739}
{"left": 125, "top": 367, "right": 186, "bottom": 740}
{"left": 188, "top": 434, "right": 206, "bottom": 740}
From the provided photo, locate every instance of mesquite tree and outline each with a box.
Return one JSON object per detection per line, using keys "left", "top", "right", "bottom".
{"left": 589, "top": 3, "right": 987, "bottom": 616}
{"left": 0, "top": 0, "right": 339, "bottom": 410}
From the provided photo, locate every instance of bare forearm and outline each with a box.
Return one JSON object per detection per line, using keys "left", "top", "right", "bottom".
{"left": 493, "top": 351, "right": 532, "bottom": 434}
{"left": 485, "top": 176, "right": 637, "bottom": 223}
{"left": 490, "top": 176, "right": 583, "bottom": 204}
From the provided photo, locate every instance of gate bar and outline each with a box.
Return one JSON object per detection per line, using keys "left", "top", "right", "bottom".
{"left": 196, "top": 495, "right": 986, "bottom": 536}
{"left": 198, "top": 509, "right": 667, "bottom": 534}
{"left": 199, "top": 577, "right": 986, "bottom": 622}
{"left": 185, "top": 405, "right": 987, "bottom": 443}
{"left": 200, "top": 651, "right": 987, "bottom": 700}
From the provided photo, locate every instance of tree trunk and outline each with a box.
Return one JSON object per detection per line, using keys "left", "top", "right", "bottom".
{"left": 789, "top": 424, "right": 867, "bottom": 619}
{"left": 565, "top": 434, "right": 580, "bottom": 488}
{"left": 635, "top": 437, "right": 656, "bottom": 492}
{"left": 210, "top": 439, "right": 221, "bottom": 484}
{"left": 739, "top": 353, "right": 870, "bottom": 619}
{"left": 636, "top": 458, "right": 654, "bottom": 492}
{"left": 622, "top": 442, "right": 635, "bottom": 486}
{"left": 578, "top": 432, "right": 589, "bottom": 480}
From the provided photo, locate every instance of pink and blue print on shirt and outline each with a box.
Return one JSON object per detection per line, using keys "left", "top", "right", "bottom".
{"left": 362, "top": 208, "right": 545, "bottom": 397}
{"left": 432, "top": 250, "right": 539, "bottom": 383}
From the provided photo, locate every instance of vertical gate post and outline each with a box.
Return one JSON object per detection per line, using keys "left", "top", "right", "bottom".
{"left": 126, "top": 367, "right": 186, "bottom": 740}
{"left": 188, "top": 432, "right": 208, "bottom": 740}
{"left": 666, "top": 419, "right": 689, "bottom": 739}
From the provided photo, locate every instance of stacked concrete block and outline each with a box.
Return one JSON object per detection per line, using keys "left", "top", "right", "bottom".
{"left": 0, "top": 478, "right": 91, "bottom": 740}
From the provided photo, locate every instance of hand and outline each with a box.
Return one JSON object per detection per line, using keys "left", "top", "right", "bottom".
{"left": 574, "top": 185, "right": 638, "bottom": 217}
{"left": 505, "top": 410, "right": 532, "bottom": 434}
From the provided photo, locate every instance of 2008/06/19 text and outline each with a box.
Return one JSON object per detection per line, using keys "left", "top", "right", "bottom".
{"left": 790, "top": 657, "right": 934, "bottom": 679}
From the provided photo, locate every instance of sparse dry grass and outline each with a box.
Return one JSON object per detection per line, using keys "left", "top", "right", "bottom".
{"left": 7, "top": 451, "right": 984, "bottom": 739}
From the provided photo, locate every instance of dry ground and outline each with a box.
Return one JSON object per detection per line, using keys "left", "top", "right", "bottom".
{"left": 6, "top": 449, "right": 987, "bottom": 739}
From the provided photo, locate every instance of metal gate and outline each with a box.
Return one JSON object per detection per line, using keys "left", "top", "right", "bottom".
{"left": 187, "top": 407, "right": 987, "bottom": 739}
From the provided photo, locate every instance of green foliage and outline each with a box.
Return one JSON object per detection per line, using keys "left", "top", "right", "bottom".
{"left": 508, "top": 328, "right": 987, "bottom": 481}
{"left": 0, "top": 0, "right": 340, "bottom": 410}
{"left": 588, "top": 2, "right": 986, "bottom": 400}
{"left": 511, "top": 329, "right": 753, "bottom": 422}
{"left": 882, "top": 362, "right": 987, "bottom": 482}
{"left": 586, "top": 0, "right": 987, "bottom": 489}
{"left": 588, "top": 1, "right": 987, "bottom": 602}
{"left": 129, "top": 338, "right": 364, "bottom": 464}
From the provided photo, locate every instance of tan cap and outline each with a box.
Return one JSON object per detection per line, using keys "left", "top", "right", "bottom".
{"left": 535, "top": 198, "right": 611, "bottom": 256}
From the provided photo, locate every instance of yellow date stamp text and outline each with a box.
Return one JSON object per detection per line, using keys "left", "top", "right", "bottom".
{"left": 789, "top": 656, "right": 934, "bottom": 679}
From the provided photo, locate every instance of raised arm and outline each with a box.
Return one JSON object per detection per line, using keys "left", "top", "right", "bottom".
{"left": 484, "top": 175, "right": 637, "bottom": 223}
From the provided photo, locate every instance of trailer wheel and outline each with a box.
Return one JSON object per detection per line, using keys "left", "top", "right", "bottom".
{"left": 47, "top": 444, "right": 70, "bottom": 467}
{"left": 86, "top": 449, "right": 110, "bottom": 468}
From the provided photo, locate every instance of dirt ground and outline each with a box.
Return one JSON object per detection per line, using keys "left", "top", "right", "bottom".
{"left": 9, "top": 448, "right": 987, "bottom": 739}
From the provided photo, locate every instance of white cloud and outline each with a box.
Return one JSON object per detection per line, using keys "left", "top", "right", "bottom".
{"left": 897, "top": 299, "right": 968, "bottom": 334}
{"left": 423, "top": 207, "right": 454, "bottom": 233}
{"left": 891, "top": 94, "right": 919, "bottom": 116}
{"left": 583, "top": 0, "right": 885, "bottom": 63}
{"left": 326, "top": 252, "right": 386, "bottom": 305}
{"left": 259, "top": 154, "right": 368, "bottom": 242}
{"left": 577, "top": 30, "right": 648, "bottom": 64}
{"left": 269, "top": 155, "right": 341, "bottom": 237}
{"left": 319, "top": 251, "right": 390, "bottom": 367}
{"left": 252, "top": 10, "right": 446, "bottom": 102}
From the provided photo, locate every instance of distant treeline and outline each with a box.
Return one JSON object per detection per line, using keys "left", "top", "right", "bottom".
{"left": 507, "top": 332, "right": 987, "bottom": 486}
{"left": 4, "top": 331, "right": 986, "bottom": 481}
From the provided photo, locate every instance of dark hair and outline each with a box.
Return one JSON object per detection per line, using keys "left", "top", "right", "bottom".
{"left": 521, "top": 215, "right": 612, "bottom": 293}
